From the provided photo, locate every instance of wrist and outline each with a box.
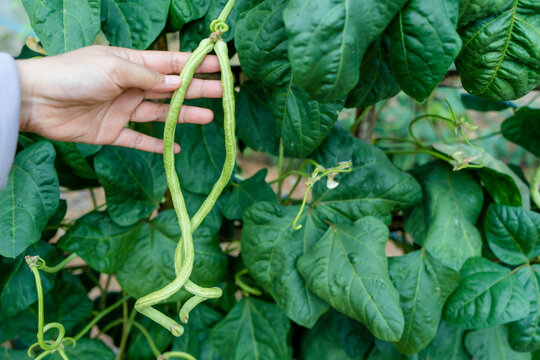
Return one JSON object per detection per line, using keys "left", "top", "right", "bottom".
{"left": 15, "top": 59, "right": 37, "bottom": 132}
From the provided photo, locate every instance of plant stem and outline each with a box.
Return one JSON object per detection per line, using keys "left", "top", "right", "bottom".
{"left": 38, "top": 253, "right": 77, "bottom": 273}
{"left": 277, "top": 139, "right": 285, "bottom": 201}
{"left": 235, "top": 269, "right": 262, "bottom": 296}
{"left": 117, "top": 305, "right": 137, "bottom": 360}
{"left": 384, "top": 149, "right": 452, "bottom": 163}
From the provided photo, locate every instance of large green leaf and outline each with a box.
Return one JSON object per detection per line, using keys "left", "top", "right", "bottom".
{"left": 298, "top": 217, "right": 404, "bottom": 341}
{"left": 223, "top": 169, "right": 277, "bottom": 220}
{"left": 300, "top": 310, "right": 373, "bottom": 360}
{"left": 235, "top": 0, "right": 345, "bottom": 157}
{"left": 311, "top": 128, "right": 422, "bottom": 226}
{"left": 235, "top": 0, "right": 290, "bottom": 88}
{"left": 101, "top": 0, "right": 170, "bottom": 49}
{"left": 465, "top": 326, "right": 532, "bottom": 360}
{"left": 94, "top": 146, "right": 167, "bottom": 226}
{"left": 0, "top": 241, "right": 62, "bottom": 319}
{"left": 456, "top": 0, "right": 540, "bottom": 100}
{"left": 242, "top": 202, "right": 330, "bottom": 328}
{"left": 0, "top": 142, "right": 59, "bottom": 258}
{"left": 389, "top": 249, "right": 460, "bottom": 354}
{"left": 433, "top": 143, "right": 530, "bottom": 209}
{"left": 116, "top": 210, "right": 226, "bottom": 298}
{"left": 509, "top": 265, "right": 540, "bottom": 352}
{"left": 387, "top": 0, "right": 462, "bottom": 102}
{"left": 444, "top": 257, "right": 529, "bottom": 329}
{"left": 282, "top": 0, "right": 408, "bottom": 102}
{"left": 345, "top": 37, "right": 400, "bottom": 109}
{"left": 460, "top": 94, "right": 517, "bottom": 112}
{"left": 208, "top": 298, "right": 292, "bottom": 360}
{"left": 236, "top": 82, "right": 279, "bottom": 155}
{"left": 485, "top": 205, "right": 540, "bottom": 265}
{"left": 409, "top": 162, "right": 482, "bottom": 271}
{"left": 58, "top": 211, "right": 143, "bottom": 274}
{"left": 21, "top": 0, "right": 100, "bottom": 55}
{"left": 458, "top": 0, "right": 514, "bottom": 27}
{"left": 169, "top": 0, "right": 209, "bottom": 30}
{"left": 49, "top": 338, "right": 115, "bottom": 360}
{"left": 416, "top": 321, "right": 470, "bottom": 360}
{"left": 502, "top": 107, "right": 540, "bottom": 157}
{"left": 270, "top": 80, "right": 345, "bottom": 157}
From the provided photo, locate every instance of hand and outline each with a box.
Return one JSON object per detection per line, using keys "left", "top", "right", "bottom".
{"left": 16, "top": 45, "right": 223, "bottom": 153}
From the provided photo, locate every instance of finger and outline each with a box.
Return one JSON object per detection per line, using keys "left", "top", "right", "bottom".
{"left": 144, "top": 79, "right": 223, "bottom": 99}
{"left": 112, "top": 128, "right": 181, "bottom": 154}
{"left": 110, "top": 60, "right": 182, "bottom": 92}
{"left": 185, "top": 79, "right": 223, "bottom": 99}
{"left": 131, "top": 102, "right": 214, "bottom": 124}
{"left": 106, "top": 47, "right": 221, "bottom": 74}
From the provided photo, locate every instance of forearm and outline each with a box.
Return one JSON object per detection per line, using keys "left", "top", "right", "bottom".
{"left": 0, "top": 53, "right": 20, "bottom": 190}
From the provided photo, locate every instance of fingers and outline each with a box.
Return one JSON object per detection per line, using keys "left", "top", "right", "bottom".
{"left": 131, "top": 103, "right": 214, "bottom": 124}
{"left": 112, "top": 128, "right": 181, "bottom": 154}
{"left": 110, "top": 60, "right": 182, "bottom": 92}
{"left": 106, "top": 47, "right": 221, "bottom": 74}
{"left": 144, "top": 79, "right": 223, "bottom": 99}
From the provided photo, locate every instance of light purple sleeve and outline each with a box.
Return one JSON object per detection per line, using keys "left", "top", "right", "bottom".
{"left": 0, "top": 53, "right": 20, "bottom": 191}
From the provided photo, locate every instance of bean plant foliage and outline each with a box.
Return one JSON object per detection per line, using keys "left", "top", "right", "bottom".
{"left": 2, "top": 0, "right": 540, "bottom": 359}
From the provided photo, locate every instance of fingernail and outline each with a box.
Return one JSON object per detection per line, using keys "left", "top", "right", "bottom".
{"left": 166, "top": 75, "right": 181, "bottom": 87}
{"left": 174, "top": 143, "right": 181, "bottom": 153}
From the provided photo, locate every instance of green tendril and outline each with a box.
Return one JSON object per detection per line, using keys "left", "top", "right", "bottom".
{"left": 235, "top": 269, "right": 262, "bottom": 296}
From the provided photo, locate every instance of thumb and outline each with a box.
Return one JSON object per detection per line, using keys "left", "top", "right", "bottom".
{"left": 111, "top": 60, "right": 181, "bottom": 91}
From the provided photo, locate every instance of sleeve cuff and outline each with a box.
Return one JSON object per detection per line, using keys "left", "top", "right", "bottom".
{"left": 0, "top": 53, "right": 21, "bottom": 190}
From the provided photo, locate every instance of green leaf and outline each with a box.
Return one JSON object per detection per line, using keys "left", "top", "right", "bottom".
{"left": 458, "top": 0, "right": 514, "bottom": 27}
{"left": 300, "top": 310, "right": 373, "bottom": 360}
{"left": 49, "top": 338, "right": 115, "bottom": 360}
{"left": 485, "top": 205, "right": 540, "bottom": 265}
{"left": 236, "top": 82, "right": 279, "bottom": 155}
{"left": 389, "top": 249, "right": 460, "bottom": 354}
{"left": 235, "top": 0, "right": 290, "bottom": 88}
{"left": 298, "top": 217, "right": 404, "bottom": 342}
{"left": 169, "top": 0, "right": 209, "bottom": 30}
{"left": 460, "top": 94, "right": 517, "bottom": 112}
{"left": 101, "top": 0, "right": 170, "bottom": 49}
{"left": 0, "top": 241, "right": 62, "bottom": 319}
{"left": 444, "top": 257, "right": 529, "bottom": 329}
{"left": 311, "top": 128, "right": 422, "bottom": 226}
{"left": 270, "top": 78, "right": 345, "bottom": 158}
{"left": 509, "top": 265, "right": 540, "bottom": 351}
{"left": 51, "top": 141, "right": 97, "bottom": 179}
{"left": 433, "top": 143, "right": 530, "bottom": 209}
{"left": 502, "top": 107, "right": 540, "bottom": 157}
{"left": 242, "top": 202, "right": 330, "bottom": 328}
{"left": 94, "top": 146, "right": 167, "bottom": 226}
{"left": 116, "top": 210, "right": 226, "bottom": 298}
{"left": 235, "top": 0, "right": 344, "bottom": 157}
{"left": 366, "top": 339, "right": 402, "bottom": 360}
{"left": 387, "top": 0, "right": 462, "bottom": 102}
{"left": 0, "top": 348, "right": 28, "bottom": 359}
{"left": 58, "top": 211, "right": 143, "bottom": 274}
{"left": 174, "top": 115, "right": 227, "bottom": 195}
{"left": 409, "top": 162, "right": 483, "bottom": 271}
{"left": 0, "top": 142, "right": 60, "bottom": 258}
{"left": 21, "top": 0, "right": 100, "bottom": 55}
{"left": 283, "top": 0, "right": 408, "bottom": 102}
{"left": 209, "top": 298, "right": 292, "bottom": 360}
{"left": 417, "top": 321, "right": 470, "bottom": 360}
{"left": 465, "top": 326, "right": 532, "bottom": 360}
{"left": 223, "top": 169, "right": 277, "bottom": 220}
{"left": 456, "top": 0, "right": 540, "bottom": 100}
{"left": 345, "top": 37, "right": 400, "bottom": 109}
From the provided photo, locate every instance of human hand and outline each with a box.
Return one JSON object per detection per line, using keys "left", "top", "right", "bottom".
{"left": 15, "top": 45, "right": 223, "bottom": 153}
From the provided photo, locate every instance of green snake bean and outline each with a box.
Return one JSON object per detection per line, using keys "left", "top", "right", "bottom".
{"left": 135, "top": 2, "right": 236, "bottom": 337}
